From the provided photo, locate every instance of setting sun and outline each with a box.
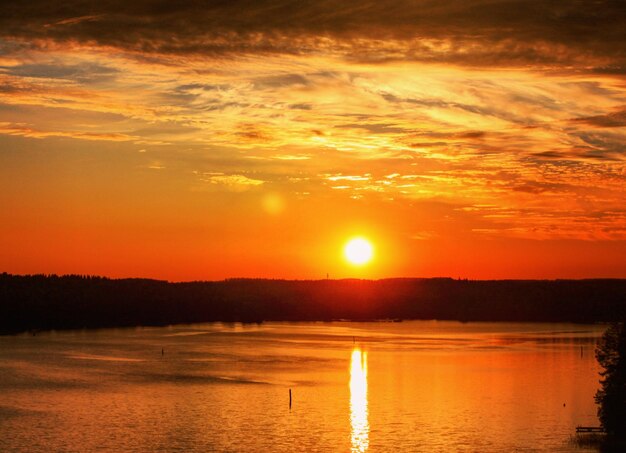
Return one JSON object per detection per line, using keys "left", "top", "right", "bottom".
{"left": 344, "top": 238, "right": 374, "bottom": 266}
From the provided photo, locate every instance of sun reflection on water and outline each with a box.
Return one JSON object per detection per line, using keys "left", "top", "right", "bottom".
{"left": 350, "top": 347, "right": 369, "bottom": 453}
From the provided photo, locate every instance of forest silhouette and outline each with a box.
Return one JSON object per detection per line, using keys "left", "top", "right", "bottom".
{"left": 1, "top": 273, "right": 625, "bottom": 334}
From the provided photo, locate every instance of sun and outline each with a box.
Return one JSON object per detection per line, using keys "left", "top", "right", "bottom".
{"left": 344, "top": 237, "right": 374, "bottom": 266}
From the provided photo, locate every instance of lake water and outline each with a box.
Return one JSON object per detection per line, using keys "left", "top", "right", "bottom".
{"left": 0, "top": 322, "right": 606, "bottom": 452}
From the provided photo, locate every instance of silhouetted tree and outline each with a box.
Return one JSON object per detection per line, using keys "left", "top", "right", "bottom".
{"left": 1, "top": 274, "right": 626, "bottom": 333}
{"left": 595, "top": 323, "right": 626, "bottom": 437}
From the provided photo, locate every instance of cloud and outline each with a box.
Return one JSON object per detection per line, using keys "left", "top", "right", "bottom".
{"left": 0, "top": 121, "right": 134, "bottom": 142}
{"left": 1, "top": 62, "right": 118, "bottom": 83}
{"left": 573, "top": 107, "right": 626, "bottom": 128}
{"left": 46, "top": 15, "right": 102, "bottom": 27}
{"left": 0, "top": 1, "right": 625, "bottom": 243}
{"left": 201, "top": 173, "right": 264, "bottom": 189}
{"left": 269, "top": 154, "right": 312, "bottom": 161}
{"left": 0, "top": 1, "right": 625, "bottom": 69}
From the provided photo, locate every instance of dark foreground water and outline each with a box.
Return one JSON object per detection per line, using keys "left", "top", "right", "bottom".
{"left": 0, "top": 322, "right": 605, "bottom": 452}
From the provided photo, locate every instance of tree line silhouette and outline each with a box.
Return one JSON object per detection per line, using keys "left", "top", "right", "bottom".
{"left": 1, "top": 273, "right": 625, "bottom": 334}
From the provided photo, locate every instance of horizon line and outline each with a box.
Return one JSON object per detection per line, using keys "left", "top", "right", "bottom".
{"left": 3, "top": 272, "right": 625, "bottom": 284}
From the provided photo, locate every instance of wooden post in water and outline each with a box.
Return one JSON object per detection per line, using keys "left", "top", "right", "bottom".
{"left": 289, "top": 389, "right": 292, "bottom": 409}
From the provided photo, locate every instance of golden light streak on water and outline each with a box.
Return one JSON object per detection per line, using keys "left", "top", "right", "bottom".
{"left": 350, "top": 347, "right": 369, "bottom": 453}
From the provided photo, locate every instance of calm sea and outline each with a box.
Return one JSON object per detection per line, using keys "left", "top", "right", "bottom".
{"left": 0, "top": 321, "right": 605, "bottom": 452}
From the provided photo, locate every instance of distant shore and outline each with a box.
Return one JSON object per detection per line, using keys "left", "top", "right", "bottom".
{"left": 1, "top": 273, "right": 625, "bottom": 334}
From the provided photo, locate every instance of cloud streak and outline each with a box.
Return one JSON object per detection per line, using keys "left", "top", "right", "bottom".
{"left": 1, "top": 1, "right": 626, "bottom": 69}
{"left": 0, "top": 0, "right": 625, "bottom": 247}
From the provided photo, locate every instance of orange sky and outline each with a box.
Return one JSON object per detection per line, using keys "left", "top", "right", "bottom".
{"left": 1, "top": 1, "right": 625, "bottom": 280}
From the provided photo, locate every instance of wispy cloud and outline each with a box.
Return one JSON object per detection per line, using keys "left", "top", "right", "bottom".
{"left": 0, "top": 121, "right": 135, "bottom": 142}
{"left": 200, "top": 173, "right": 264, "bottom": 189}
{"left": 0, "top": 1, "right": 625, "bottom": 244}
{"left": 2, "top": 1, "right": 626, "bottom": 70}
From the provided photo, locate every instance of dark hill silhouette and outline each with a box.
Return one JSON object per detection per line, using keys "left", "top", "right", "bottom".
{"left": 1, "top": 273, "right": 625, "bottom": 334}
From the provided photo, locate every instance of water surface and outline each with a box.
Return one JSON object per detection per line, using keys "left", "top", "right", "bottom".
{"left": 0, "top": 322, "right": 605, "bottom": 452}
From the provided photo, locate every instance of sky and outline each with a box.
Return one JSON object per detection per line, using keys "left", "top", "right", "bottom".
{"left": 1, "top": 1, "right": 626, "bottom": 280}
